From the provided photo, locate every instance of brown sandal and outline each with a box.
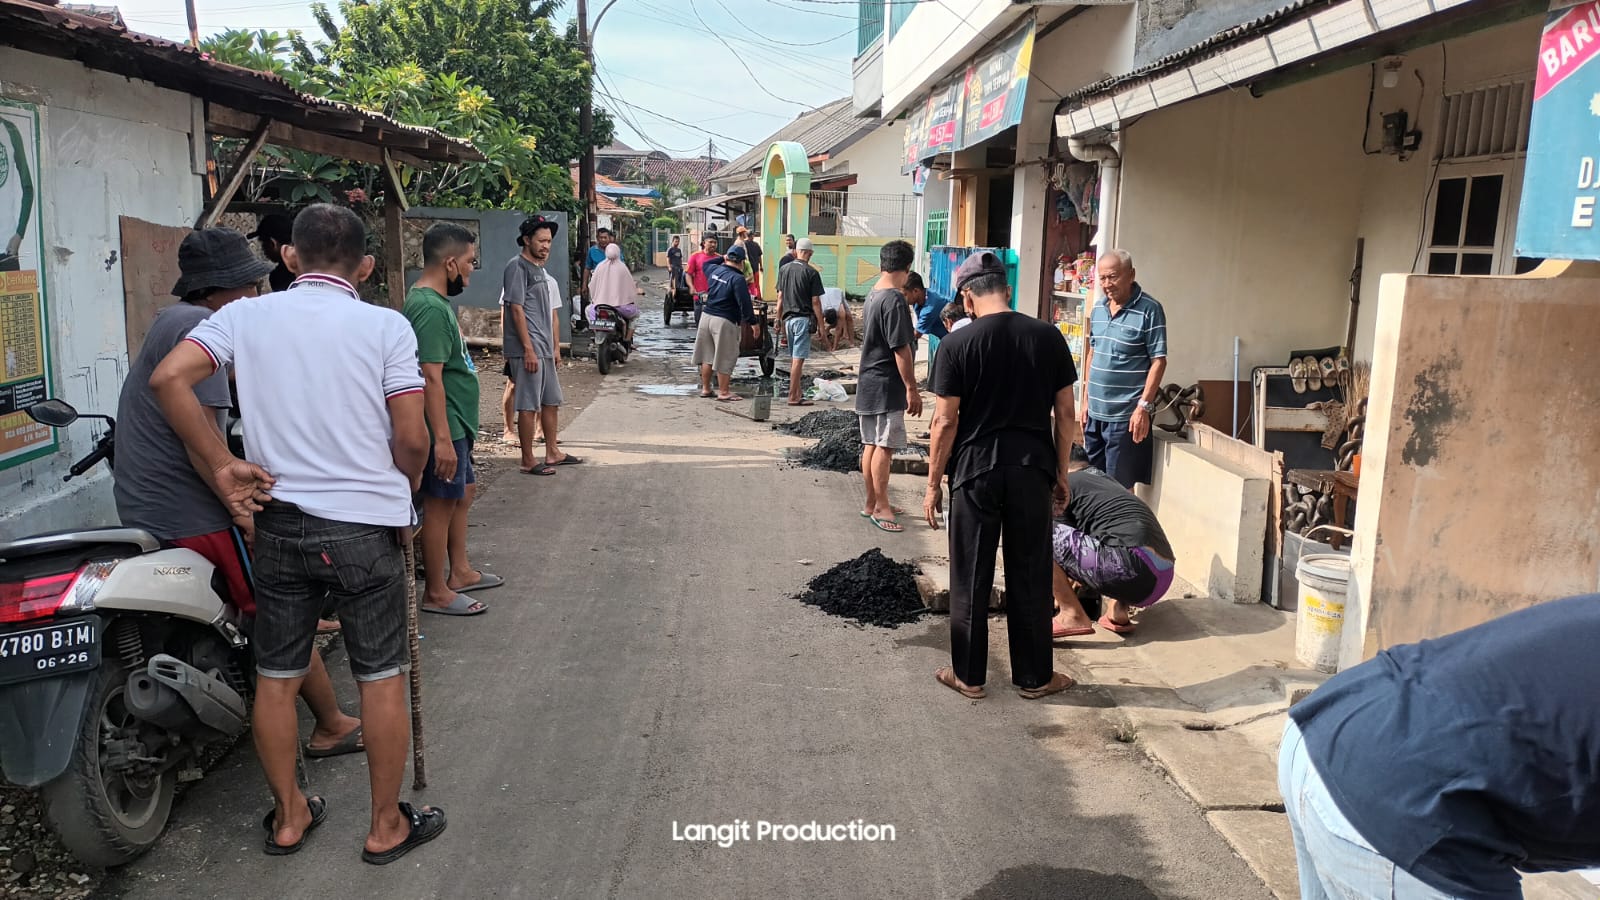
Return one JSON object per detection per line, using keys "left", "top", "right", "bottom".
{"left": 935, "top": 666, "right": 986, "bottom": 699}
{"left": 1019, "top": 671, "right": 1075, "bottom": 700}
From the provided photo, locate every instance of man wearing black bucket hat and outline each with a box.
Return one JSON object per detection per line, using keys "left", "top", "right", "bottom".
{"left": 924, "top": 250, "right": 1078, "bottom": 701}
{"left": 248, "top": 212, "right": 295, "bottom": 293}
{"left": 114, "top": 227, "right": 364, "bottom": 758}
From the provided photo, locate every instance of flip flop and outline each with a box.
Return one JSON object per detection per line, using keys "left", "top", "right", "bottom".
{"left": 1019, "top": 672, "right": 1076, "bottom": 700}
{"left": 361, "top": 803, "right": 448, "bottom": 866}
{"left": 305, "top": 726, "right": 363, "bottom": 759}
{"left": 456, "top": 572, "right": 504, "bottom": 593}
{"left": 869, "top": 516, "right": 904, "bottom": 533}
{"left": 422, "top": 593, "right": 487, "bottom": 616}
{"left": 787, "top": 400, "right": 815, "bottom": 407}
{"left": 716, "top": 395, "right": 744, "bottom": 402}
{"left": 552, "top": 455, "right": 584, "bottom": 466}
{"left": 699, "top": 391, "right": 714, "bottom": 398}
{"left": 1303, "top": 356, "right": 1324, "bottom": 391}
{"left": 934, "top": 666, "right": 986, "bottom": 699}
{"left": 522, "top": 464, "right": 558, "bottom": 476}
{"left": 1097, "top": 615, "right": 1136, "bottom": 634}
{"left": 859, "top": 507, "right": 906, "bottom": 518}
{"left": 1289, "top": 359, "right": 1308, "bottom": 394}
{"left": 1052, "top": 623, "right": 1096, "bottom": 639}
{"left": 262, "top": 795, "right": 328, "bottom": 856}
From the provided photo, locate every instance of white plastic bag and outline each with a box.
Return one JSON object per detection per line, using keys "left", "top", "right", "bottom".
{"left": 812, "top": 378, "right": 848, "bottom": 403}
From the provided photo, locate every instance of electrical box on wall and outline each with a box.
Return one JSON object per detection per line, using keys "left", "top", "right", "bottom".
{"left": 1381, "top": 110, "right": 1423, "bottom": 156}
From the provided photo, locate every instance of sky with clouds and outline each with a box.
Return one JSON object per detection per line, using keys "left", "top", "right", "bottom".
{"left": 111, "top": 0, "right": 858, "bottom": 159}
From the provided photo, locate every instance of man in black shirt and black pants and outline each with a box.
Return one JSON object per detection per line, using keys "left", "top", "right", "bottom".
{"left": 925, "top": 251, "right": 1078, "bottom": 700}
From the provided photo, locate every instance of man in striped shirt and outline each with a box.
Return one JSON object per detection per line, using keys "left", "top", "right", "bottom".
{"left": 1078, "top": 249, "right": 1167, "bottom": 488}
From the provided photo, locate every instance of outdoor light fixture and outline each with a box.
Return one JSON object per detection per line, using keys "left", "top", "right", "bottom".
{"left": 1380, "top": 56, "right": 1404, "bottom": 89}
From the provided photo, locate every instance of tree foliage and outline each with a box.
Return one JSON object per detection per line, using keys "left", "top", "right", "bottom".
{"left": 200, "top": 0, "right": 611, "bottom": 213}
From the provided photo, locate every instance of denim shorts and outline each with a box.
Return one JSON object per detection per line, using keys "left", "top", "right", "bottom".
{"left": 252, "top": 503, "right": 409, "bottom": 683}
{"left": 784, "top": 316, "right": 812, "bottom": 359}
{"left": 420, "top": 436, "right": 475, "bottom": 500}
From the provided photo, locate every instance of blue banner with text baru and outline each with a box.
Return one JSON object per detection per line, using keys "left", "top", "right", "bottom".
{"left": 1518, "top": 1, "right": 1600, "bottom": 260}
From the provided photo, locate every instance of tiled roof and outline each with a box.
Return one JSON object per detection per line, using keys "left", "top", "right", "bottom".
{"left": 709, "top": 98, "right": 874, "bottom": 182}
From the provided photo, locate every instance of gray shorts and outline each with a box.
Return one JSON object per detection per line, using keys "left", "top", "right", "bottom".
{"left": 692, "top": 314, "right": 741, "bottom": 374}
{"left": 508, "top": 356, "right": 563, "bottom": 411}
{"left": 858, "top": 411, "right": 906, "bottom": 450}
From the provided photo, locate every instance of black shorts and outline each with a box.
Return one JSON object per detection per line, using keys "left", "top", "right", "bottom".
{"left": 251, "top": 504, "right": 409, "bottom": 682}
{"left": 502, "top": 360, "right": 514, "bottom": 379}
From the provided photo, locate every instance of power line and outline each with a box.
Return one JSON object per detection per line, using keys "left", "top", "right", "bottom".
{"left": 704, "top": 0, "right": 856, "bottom": 49}
{"left": 594, "top": 67, "right": 706, "bottom": 154}
{"left": 603, "top": 69, "right": 793, "bottom": 120}
{"left": 593, "top": 86, "right": 759, "bottom": 148}
{"left": 752, "top": 0, "right": 856, "bottom": 21}
{"left": 686, "top": 0, "right": 814, "bottom": 107}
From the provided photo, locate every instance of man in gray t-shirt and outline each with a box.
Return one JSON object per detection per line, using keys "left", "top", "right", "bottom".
{"left": 855, "top": 240, "right": 922, "bottom": 533}
{"left": 502, "top": 216, "right": 581, "bottom": 475}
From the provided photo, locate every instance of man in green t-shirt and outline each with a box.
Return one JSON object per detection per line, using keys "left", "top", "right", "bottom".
{"left": 404, "top": 223, "right": 501, "bottom": 616}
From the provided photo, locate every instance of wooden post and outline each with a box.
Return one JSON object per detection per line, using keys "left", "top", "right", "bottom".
{"left": 383, "top": 150, "right": 409, "bottom": 310}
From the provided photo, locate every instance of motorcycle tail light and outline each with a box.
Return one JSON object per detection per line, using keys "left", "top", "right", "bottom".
{"left": 0, "top": 570, "right": 77, "bottom": 623}
{"left": 0, "top": 560, "right": 116, "bottom": 623}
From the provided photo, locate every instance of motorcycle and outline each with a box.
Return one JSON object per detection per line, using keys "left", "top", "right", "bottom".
{"left": 0, "top": 399, "right": 252, "bottom": 867}
{"left": 589, "top": 303, "right": 631, "bottom": 375}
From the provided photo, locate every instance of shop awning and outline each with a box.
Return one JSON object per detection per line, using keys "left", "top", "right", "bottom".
{"left": 1056, "top": 0, "right": 1542, "bottom": 138}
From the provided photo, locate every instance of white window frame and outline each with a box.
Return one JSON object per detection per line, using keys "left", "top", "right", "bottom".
{"left": 1416, "top": 156, "right": 1528, "bottom": 276}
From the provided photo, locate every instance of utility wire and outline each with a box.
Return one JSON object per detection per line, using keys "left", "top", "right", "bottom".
{"left": 594, "top": 86, "right": 759, "bottom": 148}
{"left": 705, "top": 0, "right": 857, "bottom": 49}
{"left": 604, "top": 68, "right": 793, "bottom": 120}
{"left": 594, "top": 66, "right": 707, "bottom": 153}
{"left": 686, "top": 0, "right": 814, "bottom": 107}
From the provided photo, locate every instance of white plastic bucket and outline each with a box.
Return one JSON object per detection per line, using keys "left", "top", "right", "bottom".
{"left": 1295, "top": 553, "right": 1351, "bottom": 673}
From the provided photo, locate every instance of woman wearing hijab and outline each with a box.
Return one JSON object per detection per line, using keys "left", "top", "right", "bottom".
{"left": 587, "top": 242, "right": 641, "bottom": 344}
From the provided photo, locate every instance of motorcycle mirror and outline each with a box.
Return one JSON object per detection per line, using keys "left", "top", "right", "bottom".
{"left": 27, "top": 399, "right": 79, "bottom": 428}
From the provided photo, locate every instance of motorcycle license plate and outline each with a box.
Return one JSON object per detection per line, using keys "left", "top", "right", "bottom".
{"left": 591, "top": 320, "right": 616, "bottom": 332}
{"left": 0, "top": 617, "right": 100, "bottom": 685}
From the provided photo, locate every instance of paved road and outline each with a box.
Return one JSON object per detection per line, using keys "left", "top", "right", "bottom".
{"left": 107, "top": 315, "right": 1272, "bottom": 900}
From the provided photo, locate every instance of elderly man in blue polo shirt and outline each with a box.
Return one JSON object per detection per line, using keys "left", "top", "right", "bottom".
{"left": 1078, "top": 249, "right": 1168, "bottom": 488}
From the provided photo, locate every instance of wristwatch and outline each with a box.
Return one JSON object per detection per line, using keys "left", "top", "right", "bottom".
{"left": 1137, "top": 399, "right": 1156, "bottom": 413}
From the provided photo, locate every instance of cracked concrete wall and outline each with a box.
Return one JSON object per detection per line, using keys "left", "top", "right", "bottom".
{"left": 1135, "top": 0, "right": 1296, "bottom": 68}
{"left": 1343, "top": 267, "right": 1600, "bottom": 666}
{"left": 0, "top": 49, "right": 202, "bottom": 540}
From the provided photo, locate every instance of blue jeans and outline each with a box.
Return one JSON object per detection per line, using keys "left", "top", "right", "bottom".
{"left": 1279, "top": 721, "right": 1463, "bottom": 900}
{"left": 1084, "top": 416, "right": 1154, "bottom": 488}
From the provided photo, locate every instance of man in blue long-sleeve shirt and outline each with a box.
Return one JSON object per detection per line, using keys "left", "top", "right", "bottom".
{"left": 693, "top": 244, "right": 757, "bottom": 401}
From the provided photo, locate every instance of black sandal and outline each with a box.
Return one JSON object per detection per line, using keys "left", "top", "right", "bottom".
{"left": 361, "top": 802, "right": 448, "bottom": 866}
{"left": 261, "top": 795, "right": 328, "bottom": 856}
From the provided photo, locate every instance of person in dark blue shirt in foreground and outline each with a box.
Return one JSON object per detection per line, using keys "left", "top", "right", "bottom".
{"left": 1281, "top": 594, "right": 1600, "bottom": 900}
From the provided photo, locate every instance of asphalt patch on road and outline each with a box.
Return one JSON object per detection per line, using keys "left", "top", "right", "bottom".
{"left": 796, "top": 549, "right": 926, "bottom": 628}
{"left": 777, "top": 409, "right": 862, "bottom": 473}
{"left": 776, "top": 408, "right": 856, "bottom": 438}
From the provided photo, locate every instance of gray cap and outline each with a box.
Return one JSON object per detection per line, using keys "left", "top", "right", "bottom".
{"left": 795, "top": 238, "right": 814, "bottom": 252}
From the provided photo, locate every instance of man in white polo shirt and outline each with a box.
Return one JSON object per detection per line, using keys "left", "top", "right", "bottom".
{"left": 151, "top": 204, "right": 445, "bottom": 865}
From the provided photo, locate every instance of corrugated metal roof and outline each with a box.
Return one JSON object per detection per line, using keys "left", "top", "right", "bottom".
{"left": 709, "top": 98, "right": 875, "bottom": 182}
{"left": 1062, "top": 0, "right": 1325, "bottom": 104}
{"left": 0, "top": 0, "right": 480, "bottom": 164}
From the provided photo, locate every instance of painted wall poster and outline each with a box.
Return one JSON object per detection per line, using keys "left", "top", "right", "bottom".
{"left": 0, "top": 100, "right": 55, "bottom": 468}
{"left": 1517, "top": 0, "right": 1600, "bottom": 259}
